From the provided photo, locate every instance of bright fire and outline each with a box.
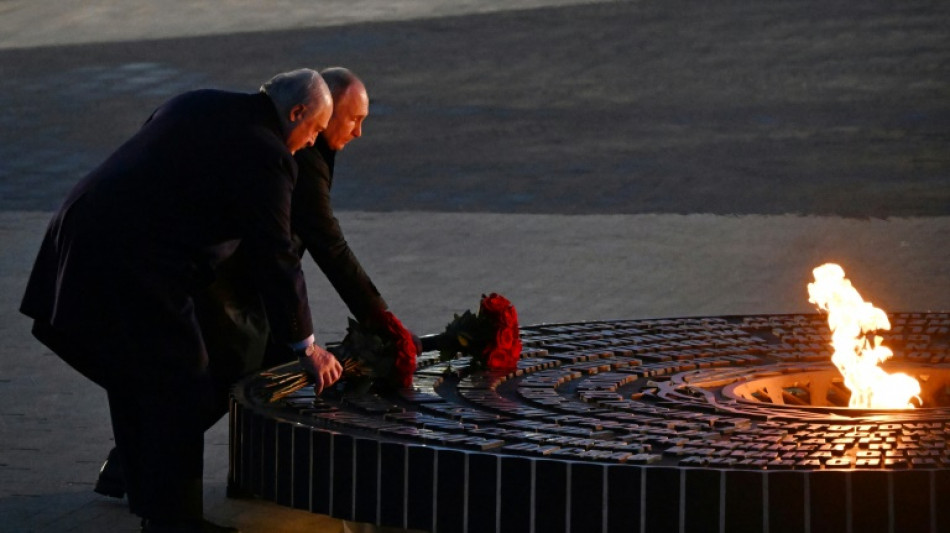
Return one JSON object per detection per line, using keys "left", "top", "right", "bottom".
{"left": 807, "top": 263, "right": 921, "bottom": 409}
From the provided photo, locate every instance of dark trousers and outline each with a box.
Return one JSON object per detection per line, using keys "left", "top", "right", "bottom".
{"left": 32, "top": 321, "right": 229, "bottom": 522}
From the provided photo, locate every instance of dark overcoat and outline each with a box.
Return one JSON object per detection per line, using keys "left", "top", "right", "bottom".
{"left": 292, "top": 135, "right": 387, "bottom": 323}
{"left": 20, "top": 89, "right": 313, "bottom": 382}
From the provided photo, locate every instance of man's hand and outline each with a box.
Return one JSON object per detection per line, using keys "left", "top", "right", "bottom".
{"left": 297, "top": 344, "right": 342, "bottom": 395}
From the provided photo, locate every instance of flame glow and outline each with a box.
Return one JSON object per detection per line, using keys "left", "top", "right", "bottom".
{"left": 807, "top": 263, "right": 921, "bottom": 409}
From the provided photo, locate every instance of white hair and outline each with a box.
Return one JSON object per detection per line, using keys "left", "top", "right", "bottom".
{"left": 260, "top": 69, "right": 329, "bottom": 115}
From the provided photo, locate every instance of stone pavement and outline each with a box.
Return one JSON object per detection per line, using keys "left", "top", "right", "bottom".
{"left": 0, "top": 1, "right": 948, "bottom": 532}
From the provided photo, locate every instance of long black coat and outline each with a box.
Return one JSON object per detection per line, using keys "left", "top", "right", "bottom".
{"left": 20, "top": 89, "right": 313, "bottom": 380}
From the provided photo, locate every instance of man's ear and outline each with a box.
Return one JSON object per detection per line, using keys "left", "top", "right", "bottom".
{"left": 288, "top": 104, "right": 307, "bottom": 124}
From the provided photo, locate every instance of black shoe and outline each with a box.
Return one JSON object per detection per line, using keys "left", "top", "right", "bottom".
{"left": 94, "top": 448, "right": 126, "bottom": 498}
{"left": 141, "top": 518, "right": 240, "bottom": 533}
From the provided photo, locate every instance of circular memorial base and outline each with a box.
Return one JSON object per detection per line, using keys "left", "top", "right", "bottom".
{"left": 229, "top": 313, "right": 950, "bottom": 533}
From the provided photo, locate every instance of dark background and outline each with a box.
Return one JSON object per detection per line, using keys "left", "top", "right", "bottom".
{"left": 1, "top": 0, "right": 947, "bottom": 217}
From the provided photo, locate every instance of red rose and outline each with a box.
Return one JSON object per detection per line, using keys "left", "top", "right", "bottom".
{"left": 377, "top": 311, "right": 417, "bottom": 388}
{"left": 479, "top": 293, "right": 512, "bottom": 320}
{"left": 478, "top": 293, "right": 521, "bottom": 370}
{"left": 485, "top": 336, "right": 520, "bottom": 370}
{"left": 494, "top": 325, "right": 516, "bottom": 352}
{"left": 501, "top": 305, "right": 518, "bottom": 328}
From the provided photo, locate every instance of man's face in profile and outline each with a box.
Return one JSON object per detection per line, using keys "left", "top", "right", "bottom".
{"left": 285, "top": 96, "right": 332, "bottom": 154}
{"left": 323, "top": 83, "right": 369, "bottom": 152}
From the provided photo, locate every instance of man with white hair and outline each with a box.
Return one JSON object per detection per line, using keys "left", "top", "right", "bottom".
{"left": 20, "top": 68, "right": 339, "bottom": 533}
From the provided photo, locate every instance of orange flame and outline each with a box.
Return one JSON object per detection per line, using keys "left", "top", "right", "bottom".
{"left": 807, "top": 263, "right": 921, "bottom": 409}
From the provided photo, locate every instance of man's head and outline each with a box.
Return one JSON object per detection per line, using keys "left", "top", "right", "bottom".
{"left": 320, "top": 67, "right": 369, "bottom": 152}
{"left": 260, "top": 69, "right": 333, "bottom": 153}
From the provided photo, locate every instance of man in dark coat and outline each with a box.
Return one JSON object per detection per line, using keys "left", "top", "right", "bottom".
{"left": 89, "top": 67, "right": 418, "bottom": 511}
{"left": 193, "top": 66, "right": 411, "bottom": 389}
{"left": 20, "top": 68, "right": 341, "bottom": 533}
{"left": 291, "top": 67, "right": 389, "bottom": 323}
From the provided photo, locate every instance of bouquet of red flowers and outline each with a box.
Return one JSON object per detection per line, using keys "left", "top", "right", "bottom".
{"left": 265, "top": 310, "right": 417, "bottom": 401}
{"left": 436, "top": 293, "right": 522, "bottom": 371}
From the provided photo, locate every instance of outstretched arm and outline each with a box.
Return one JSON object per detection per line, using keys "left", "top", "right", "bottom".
{"left": 292, "top": 145, "right": 388, "bottom": 324}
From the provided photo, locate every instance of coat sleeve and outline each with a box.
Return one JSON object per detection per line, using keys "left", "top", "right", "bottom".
{"left": 241, "top": 153, "right": 314, "bottom": 344}
{"left": 292, "top": 147, "right": 388, "bottom": 324}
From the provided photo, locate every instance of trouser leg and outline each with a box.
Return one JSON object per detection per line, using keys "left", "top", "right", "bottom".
{"left": 107, "top": 376, "right": 209, "bottom": 523}
{"left": 36, "top": 316, "right": 250, "bottom": 519}
{"left": 96, "top": 348, "right": 237, "bottom": 505}
{"left": 106, "top": 390, "right": 144, "bottom": 514}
